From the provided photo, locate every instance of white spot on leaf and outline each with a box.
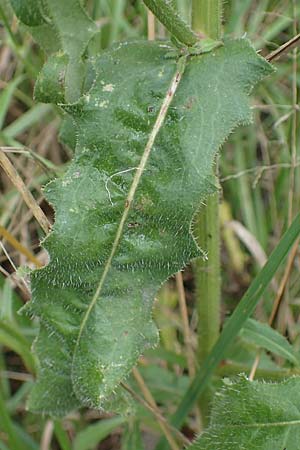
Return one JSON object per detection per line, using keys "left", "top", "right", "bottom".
{"left": 102, "top": 83, "right": 114, "bottom": 92}
{"left": 99, "top": 100, "right": 109, "bottom": 108}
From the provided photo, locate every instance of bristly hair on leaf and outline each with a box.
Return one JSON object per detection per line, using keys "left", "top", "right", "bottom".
{"left": 9, "top": 0, "right": 274, "bottom": 419}
{"left": 188, "top": 375, "right": 300, "bottom": 450}
{"left": 22, "top": 37, "right": 273, "bottom": 416}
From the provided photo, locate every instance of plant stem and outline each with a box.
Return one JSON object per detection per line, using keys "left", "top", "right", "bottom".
{"left": 192, "top": 0, "right": 222, "bottom": 424}
{"left": 191, "top": 0, "right": 222, "bottom": 40}
{"left": 143, "top": 0, "right": 198, "bottom": 46}
{"left": 193, "top": 193, "right": 220, "bottom": 424}
{"left": 194, "top": 193, "right": 221, "bottom": 362}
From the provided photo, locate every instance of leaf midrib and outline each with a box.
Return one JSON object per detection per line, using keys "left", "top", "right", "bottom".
{"left": 72, "top": 58, "right": 186, "bottom": 375}
{"left": 213, "top": 419, "right": 300, "bottom": 429}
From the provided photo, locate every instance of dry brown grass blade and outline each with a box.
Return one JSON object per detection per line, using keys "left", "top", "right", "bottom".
{"left": 122, "top": 371, "right": 190, "bottom": 449}
{"left": 175, "top": 272, "right": 196, "bottom": 377}
{"left": 132, "top": 368, "right": 181, "bottom": 450}
{"left": 0, "top": 225, "right": 42, "bottom": 267}
{"left": 0, "top": 150, "right": 51, "bottom": 234}
{"left": 266, "top": 33, "right": 300, "bottom": 61}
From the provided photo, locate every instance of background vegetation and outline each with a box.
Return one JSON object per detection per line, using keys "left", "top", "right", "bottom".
{"left": 0, "top": 0, "right": 299, "bottom": 449}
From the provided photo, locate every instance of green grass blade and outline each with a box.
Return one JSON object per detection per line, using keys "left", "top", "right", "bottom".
{"left": 73, "top": 417, "right": 125, "bottom": 450}
{"left": 0, "top": 76, "right": 25, "bottom": 130}
{"left": 6, "top": 382, "right": 33, "bottom": 414}
{"left": 2, "top": 104, "right": 53, "bottom": 139}
{"left": 13, "top": 423, "right": 39, "bottom": 450}
{"left": 240, "top": 318, "right": 300, "bottom": 366}
{"left": 0, "top": 321, "right": 36, "bottom": 373}
{"left": 0, "top": 389, "right": 25, "bottom": 450}
{"left": 156, "top": 212, "right": 300, "bottom": 450}
{"left": 53, "top": 421, "right": 72, "bottom": 450}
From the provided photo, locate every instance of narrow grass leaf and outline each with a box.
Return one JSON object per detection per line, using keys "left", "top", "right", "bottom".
{"left": 0, "top": 321, "right": 36, "bottom": 373}
{"left": 240, "top": 318, "right": 300, "bottom": 366}
{"left": 121, "top": 421, "right": 145, "bottom": 450}
{"left": 53, "top": 422, "right": 72, "bottom": 450}
{"left": 0, "top": 76, "right": 25, "bottom": 130}
{"left": 73, "top": 417, "right": 125, "bottom": 450}
{"left": 0, "top": 389, "right": 25, "bottom": 450}
{"left": 2, "top": 104, "right": 52, "bottom": 139}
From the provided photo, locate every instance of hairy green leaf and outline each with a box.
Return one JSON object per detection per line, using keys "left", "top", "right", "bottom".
{"left": 44, "top": 0, "right": 97, "bottom": 101}
{"left": 188, "top": 376, "right": 300, "bottom": 450}
{"left": 59, "top": 114, "right": 77, "bottom": 151}
{"left": 29, "top": 24, "right": 61, "bottom": 55}
{"left": 34, "top": 53, "right": 69, "bottom": 104}
{"left": 11, "top": 0, "right": 98, "bottom": 101}
{"left": 10, "top": 0, "right": 59, "bottom": 54}
{"left": 44, "top": 0, "right": 97, "bottom": 61}
{"left": 25, "top": 39, "right": 272, "bottom": 416}
{"left": 10, "top": 0, "right": 47, "bottom": 26}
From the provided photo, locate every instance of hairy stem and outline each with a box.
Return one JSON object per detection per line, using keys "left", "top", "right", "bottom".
{"left": 191, "top": 0, "right": 222, "bottom": 40}
{"left": 192, "top": 0, "right": 223, "bottom": 425}
{"left": 143, "top": 0, "right": 198, "bottom": 46}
